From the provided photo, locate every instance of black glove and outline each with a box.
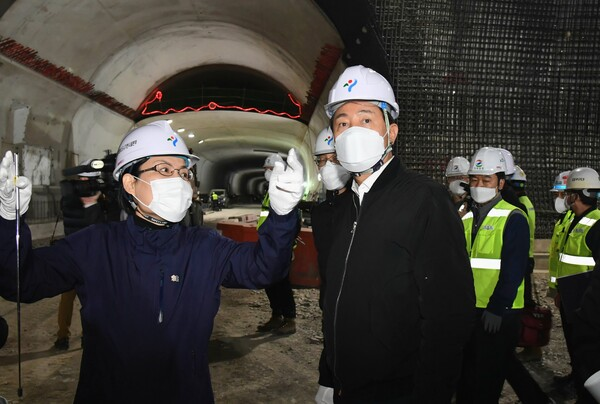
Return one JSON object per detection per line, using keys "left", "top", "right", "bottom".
{"left": 481, "top": 310, "right": 502, "bottom": 334}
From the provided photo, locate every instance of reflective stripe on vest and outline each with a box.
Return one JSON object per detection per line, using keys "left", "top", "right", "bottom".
{"left": 257, "top": 193, "right": 270, "bottom": 229}
{"left": 548, "top": 210, "right": 574, "bottom": 289}
{"left": 462, "top": 199, "right": 525, "bottom": 309}
{"left": 557, "top": 209, "right": 600, "bottom": 280}
{"left": 470, "top": 258, "right": 501, "bottom": 270}
{"left": 558, "top": 253, "right": 596, "bottom": 267}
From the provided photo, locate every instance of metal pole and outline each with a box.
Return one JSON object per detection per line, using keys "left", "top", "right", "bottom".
{"left": 14, "top": 153, "right": 23, "bottom": 398}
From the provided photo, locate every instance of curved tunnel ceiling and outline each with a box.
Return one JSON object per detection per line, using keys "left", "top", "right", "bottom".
{"left": 0, "top": 0, "right": 389, "bottom": 198}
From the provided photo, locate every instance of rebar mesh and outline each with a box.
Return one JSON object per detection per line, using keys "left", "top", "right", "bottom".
{"left": 370, "top": 0, "right": 600, "bottom": 238}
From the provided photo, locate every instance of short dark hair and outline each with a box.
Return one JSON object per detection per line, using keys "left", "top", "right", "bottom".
{"left": 118, "top": 158, "right": 149, "bottom": 216}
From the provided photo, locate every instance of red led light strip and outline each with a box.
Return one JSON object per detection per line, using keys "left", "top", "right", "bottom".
{"left": 140, "top": 90, "right": 302, "bottom": 119}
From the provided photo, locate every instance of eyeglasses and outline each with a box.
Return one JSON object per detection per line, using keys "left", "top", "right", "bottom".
{"left": 314, "top": 155, "right": 340, "bottom": 168}
{"left": 138, "top": 163, "right": 194, "bottom": 181}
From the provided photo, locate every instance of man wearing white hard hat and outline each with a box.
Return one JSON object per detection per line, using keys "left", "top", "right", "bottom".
{"left": 554, "top": 167, "right": 600, "bottom": 403}
{"left": 445, "top": 156, "right": 471, "bottom": 217}
{"left": 310, "top": 127, "right": 352, "bottom": 404}
{"left": 544, "top": 169, "right": 577, "bottom": 392}
{"left": 457, "top": 147, "right": 549, "bottom": 403}
{"left": 548, "top": 170, "right": 574, "bottom": 296}
{"left": 0, "top": 120, "right": 304, "bottom": 403}
{"left": 320, "top": 65, "right": 475, "bottom": 403}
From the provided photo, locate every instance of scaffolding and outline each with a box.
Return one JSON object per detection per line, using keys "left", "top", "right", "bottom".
{"left": 370, "top": 0, "right": 600, "bottom": 237}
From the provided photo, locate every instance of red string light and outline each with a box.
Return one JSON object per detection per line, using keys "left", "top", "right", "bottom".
{"left": 140, "top": 90, "right": 302, "bottom": 119}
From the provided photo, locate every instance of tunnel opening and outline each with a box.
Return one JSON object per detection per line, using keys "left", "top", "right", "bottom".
{"left": 137, "top": 64, "right": 303, "bottom": 122}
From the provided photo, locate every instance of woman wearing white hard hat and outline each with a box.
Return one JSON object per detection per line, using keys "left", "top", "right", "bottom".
{"left": 0, "top": 120, "right": 304, "bottom": 403}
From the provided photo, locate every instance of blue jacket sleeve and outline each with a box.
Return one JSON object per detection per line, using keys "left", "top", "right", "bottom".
{"left": 220, "top": 208, "right": 299, "bottom": 288}
{"left": 0, "top": 217, "right": 79, "bottom": 303}
{"left": 487, "top": 211, "right": 529, "bottom": 314}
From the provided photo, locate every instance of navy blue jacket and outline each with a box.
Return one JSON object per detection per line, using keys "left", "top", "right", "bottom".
{"left": 0, "top": 210, "right": 299, "bottom": 403}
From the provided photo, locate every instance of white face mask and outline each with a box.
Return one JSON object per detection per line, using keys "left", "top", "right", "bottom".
{"left": 264, "top": 169, "right": 272, "bottom": 182}
{"left": 448, "top": 180, "right": 467, "bottom": 196}
{"left": 319, "top": 161, "right": 351, "bottom": 191}
{"left": 335, "top": 126, "right": 389, "bottom": 173}
{"left": 470, "top": 186, "right": 497, "bottom": 204}
{"left": 554, "top": 197, "right": 567, "bottom": 213}
{"left": 133, "top": 177, "right": 192, "bottom": 223}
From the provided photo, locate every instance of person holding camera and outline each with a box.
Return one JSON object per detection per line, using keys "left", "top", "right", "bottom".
{"left": 0, "top": 120, "right": 302, "bottom": 403}
{"left": 54, "top": 163, "right": 107, "bottom": 350}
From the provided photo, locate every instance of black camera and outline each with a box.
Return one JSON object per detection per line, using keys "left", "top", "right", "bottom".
{"left": 60, "top": 154, "right": 117, "bottom": 199}
{"left": 60, "top": 153, "right": 122, "bottom": 224}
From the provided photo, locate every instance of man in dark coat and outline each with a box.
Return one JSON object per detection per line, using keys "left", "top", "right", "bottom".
{"left": 321, "top": 65, "right": 475, "bottom": 403}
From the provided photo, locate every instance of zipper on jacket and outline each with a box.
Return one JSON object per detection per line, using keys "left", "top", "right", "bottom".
{"left": 332, "top": 195, "right": 361, "bottom": 392}
{"left": 158, "top": 268, "right": 164, "bottom": 323}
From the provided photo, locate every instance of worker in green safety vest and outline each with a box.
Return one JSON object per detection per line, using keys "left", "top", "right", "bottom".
{"left": 548, "top": 171, "right": 575, "bottom": 295}
{"left": 555, "top": 167, "right": 600, "bottom": 400}
{"left": 456, "top": 147, "right": 549, "bottom": 403}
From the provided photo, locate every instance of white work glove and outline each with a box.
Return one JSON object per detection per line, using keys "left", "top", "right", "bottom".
{"left": 0, "top": 151, "right": 32, "bottom": 220}
{"left": 315, "top": 385, "right": 334, "bottom": 404}
{"left": 268, "top": 148, "right": 304, "bottom": 215}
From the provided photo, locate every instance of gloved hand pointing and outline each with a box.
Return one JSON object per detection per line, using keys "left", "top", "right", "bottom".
{"left": 269, "top": 148, "right": 304, "bottom": 215}
{"left": 0, "top": 151, "right": 32, "bottom": 220}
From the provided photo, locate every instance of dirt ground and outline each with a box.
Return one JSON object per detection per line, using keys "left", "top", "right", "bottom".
{"left": 0, "top": 206, "right": 577, "bottom": 403}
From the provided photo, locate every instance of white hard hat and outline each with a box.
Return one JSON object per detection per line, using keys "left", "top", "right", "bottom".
{"left": 263, "top": 153, "right": 284, "bottom": 168}
{"left": 113, "top": 120, "right": 199, "bottom": 180}
{"left": 325, "top": 65, "right": 399, "bottom": 119}
{"left": 468, "top": 147, "right": 507, "bottom": 176}
{"left": 550, "top": 170, "right": 570, "bottom": 192}
{"left": 445, "top": 157, "right": 470, "bottom": 177}
{"left": 314, "top": 127, "right": 335, "bottom": 155}
{"left": 496, "top": 148, "right": 516, "bottom": 176}
{"left": 511, "top": 165, "right": 527, "bottom": 182}
{"left": 566, "top": 167, "right": 600, "bottom": 191}
{"left": 78, "top": 159, "right": 101, "bottom": 178}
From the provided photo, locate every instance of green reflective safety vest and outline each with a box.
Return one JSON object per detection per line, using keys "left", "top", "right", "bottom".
{"left": 257, "top": 192, "right": 270, "bottom": 229}
{"left": 462, "top": 199, "right": 526, "bottom": 309}
{"left": 548, "top": 210, "right": 575, "bottom": 289}
{"left": 518, "top": 195, "right": 536, "bottom": 259}
{"left": 556, "top": 209, "right": 600, "bottom": 281}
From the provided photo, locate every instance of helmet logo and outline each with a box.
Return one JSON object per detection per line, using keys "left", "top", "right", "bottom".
{"left": 167, "top": 135, "right": 179, "bottom": 147}
{"left": 324, "top": 134, "right": 333, "bottom": 146}
{"left": 474, "top": 160, "right": 483, "bottom": 169}
{"left": 343, "top": 79, "right": 358, "bottom": 92}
